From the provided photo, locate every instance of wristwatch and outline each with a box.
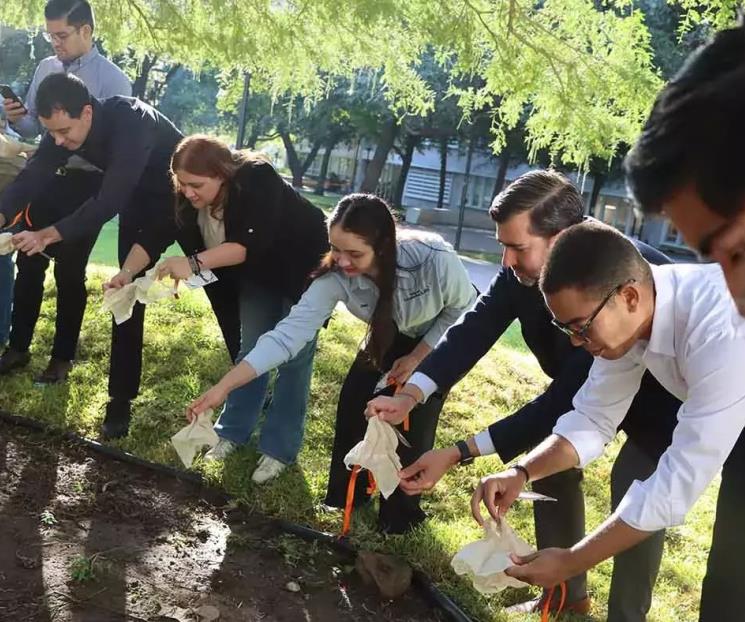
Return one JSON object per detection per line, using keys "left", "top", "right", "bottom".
{"left": 455, "top": 439, "right": 474, "bottom": 466}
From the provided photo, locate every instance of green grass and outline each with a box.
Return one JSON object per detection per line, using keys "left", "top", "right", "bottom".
{"left": 460, "top": 250, "right": 503, "bottom": 265}
{"left": 299, "top": 189, "right": 340, "bottom": 212}
{"left": 87, "top": 194, "right": 333, "bottom": 268}
{"left": 89, "top": 218, "right": 181, "bottom": 266}
{"left": 0, "top": 264, "right": 717, "bottom": 622}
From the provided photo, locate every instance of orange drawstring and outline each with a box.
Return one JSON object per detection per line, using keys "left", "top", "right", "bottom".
{"left": 341, "top": 466, "right": 378, "bottom": 537}
{"left": 341, "top": 376, "right": 412, "bottom": 537}
{"left": 540, "top": 581, "right": 567, "bottom": 622}
{"left": 8, "top": 204, "right": 32, "bottom": 229}
{"left": 366, "top": 471, "right": 377, "bottom": 495}
{"left": 341, "top": 465, "right": 361, "bottom": 536}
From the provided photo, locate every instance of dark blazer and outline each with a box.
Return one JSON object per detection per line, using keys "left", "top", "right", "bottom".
{"left": 0, "top": 96, "right": 183, "bottom": 255}
{"left": 417, "top": 238, "right": 681, "bottom": 463}
{"left": 154, "top": 160, "right": 330, "bottom": 303}
{"left": 223, "top": 160, "right": 329, "bottom": 301}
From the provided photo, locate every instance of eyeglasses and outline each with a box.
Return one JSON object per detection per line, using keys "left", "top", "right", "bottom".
{"left": 551, "top": 279, "right": 636, "bottom": 343}
{"left": 42, "top": 27, "right": 80, "bottom": 44}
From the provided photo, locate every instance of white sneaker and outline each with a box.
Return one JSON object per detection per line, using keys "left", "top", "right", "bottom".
{"left": 251, "top": 454, "right": 286, "bottom": 484}
{"left": 204, "top": 439, "right": 237, "bottom": 462}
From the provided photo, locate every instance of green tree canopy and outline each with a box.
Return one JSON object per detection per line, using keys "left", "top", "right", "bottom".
{"left": 0, "top": 0, "right": 729, "bottom": 168}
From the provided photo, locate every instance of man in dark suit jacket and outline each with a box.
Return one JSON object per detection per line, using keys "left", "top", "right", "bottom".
{"left": 367, "top": 170, "right": 681, "bottom": 621}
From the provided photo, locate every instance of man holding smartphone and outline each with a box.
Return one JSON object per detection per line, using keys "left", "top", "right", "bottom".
{"left": 0, "top": 0, "right": 130, "bottom": 384}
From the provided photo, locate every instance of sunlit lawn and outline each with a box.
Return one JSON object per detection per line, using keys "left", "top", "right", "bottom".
{"left": 0, "top": 257, "right": 716, "bottom": 622}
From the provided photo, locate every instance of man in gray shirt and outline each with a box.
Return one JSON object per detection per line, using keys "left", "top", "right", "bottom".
{"left": 0, "top": 0, "right": 131, "bottom": 384}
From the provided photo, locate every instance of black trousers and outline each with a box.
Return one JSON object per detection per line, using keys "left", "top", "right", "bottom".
{"left": 324, "top": 331, "right": 444, "bottom": 534}
{"left": 107, "top": 207, "right": 241, "bottom": 401}
{"left": 699, "top": 428, "right": 745, "bottom": 622}
{"left": 9, "top": 171, "right": 102, "bottom": 361}
{"left": 532, "top": 439, "right": 664, "bottom": 620}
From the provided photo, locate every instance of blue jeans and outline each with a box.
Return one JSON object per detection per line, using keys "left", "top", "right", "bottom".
{"left": 0, "top": 253, "right": 14, "bottom": 346}
{"left": 214, "top": 282, "right": 317, "bottom": 465}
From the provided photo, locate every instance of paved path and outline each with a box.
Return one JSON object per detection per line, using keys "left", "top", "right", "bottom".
{"left": 401, "top": 222, "right": 501, "bottom": 256}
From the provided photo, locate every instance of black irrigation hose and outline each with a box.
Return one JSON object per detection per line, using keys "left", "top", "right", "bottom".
{"left": 0, "top": 409, "right": 473, "bottom": 622}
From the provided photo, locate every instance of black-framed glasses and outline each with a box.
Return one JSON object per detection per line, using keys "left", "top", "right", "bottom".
{"left": 551, "top": 279, "right": 636, "bottom": 343}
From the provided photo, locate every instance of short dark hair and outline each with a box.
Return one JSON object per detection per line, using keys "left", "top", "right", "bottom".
{"left": 36, "top": 73, "right": 92, "bottom": 119}
{"left": 540, "top": 221, "right": 652, "bottom": 298}
{"left": 44, "top": 0, "right": 95, "bottom": 31}
{"left": 489, "top": 170, "right": 584, "bottom": 238}
{"left": 624, "top": 23, "right": 745, "bottom": 218}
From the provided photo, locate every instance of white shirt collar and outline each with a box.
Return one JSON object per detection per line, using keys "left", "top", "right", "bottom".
{"left": 647, "top": 264, "right": 677, "bottom": 358}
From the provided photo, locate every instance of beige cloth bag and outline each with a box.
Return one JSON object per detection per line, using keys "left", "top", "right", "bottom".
{"left": 0, "top": 131, "right": 35, "bottom": 160}
{"left": 170, "top": 410, "right": 219, "bottom": 467}
{"left": 451, "top": 517, "right": 535, "bottom": 594}
{"left": 102, "top": 268, "right": 177, "bottom": 324}
{"left": 343, "top": 416, "right": 402, "bottom": 499}
{"left": 0, "top": 232, "right": 14, "bottom": 255}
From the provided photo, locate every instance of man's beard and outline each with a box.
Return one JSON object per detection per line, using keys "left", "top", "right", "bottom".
{"left": 512, "top": 269, "right": 538, "bottom": 287}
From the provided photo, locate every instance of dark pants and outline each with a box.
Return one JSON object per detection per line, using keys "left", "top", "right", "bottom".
{"left": 533, "top": 439, "right": 664, "bottom": 621}
{"left": 699, "top": 428, "right": 745, "bottom": 622}
{"left": 108, "top": 206, "right": 240, "bottom": 401}
{"left": 608, "top": 440, "right": 665, "bottom": 622}
{"left": 324, "top": 332, "right": 444, "bottom": 534}
{"left": 9, "top": 171, "right": 102, "bottom": 361}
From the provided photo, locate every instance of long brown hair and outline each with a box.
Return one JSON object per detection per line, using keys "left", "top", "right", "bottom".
{"left": 314, "top": 193, "right": 398, "bottom": 370}
{"left": 170, "top": 134, "right": 271, "bottom": 222}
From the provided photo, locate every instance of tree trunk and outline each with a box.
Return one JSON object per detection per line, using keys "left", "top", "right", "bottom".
{"left": 245, "top": 126, "right": 260, "bottom": 150}
{"left": 301, "top": 140, "right": 322, "bottom": 177}
{"left": 588, "top": 172, "right": 606, "bottom": 217}
{"left": 131, "top": 54, "right": 158, "bottom": 100}
{"left": 392, "top": 133, "right": 417, "bottom": 208}
{"left": 148, "top": 63, "right": 181, "bottom": 104}
{"left": 491, "top": 150, "right": 510, "bottom": 200}
{"left": 437, "top": 136, "right": 449, "bottom": 210}
{"left": 361, "top": 118, "right": 397, "bottom": 193}
{"left": 315, "top": 140, "right": 336, "bottom": 195}
{"left": 455, "top": 134, "right": 475, "bottom": 251}
{"left": 279, "top": 130, "right": 304, "bottom": 187}
{"left": 279, "top": 130, "right": 322, "bottom": 188}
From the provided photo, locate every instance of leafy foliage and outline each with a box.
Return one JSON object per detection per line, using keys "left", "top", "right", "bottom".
{"left": 2, "top": 0, "right": 665, "bottom": 167}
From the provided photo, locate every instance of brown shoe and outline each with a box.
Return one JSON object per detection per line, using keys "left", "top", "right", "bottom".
{"left": 0, "top": 348, "right": 31, "bottom": 375}
{"left": 506, "top": 593, "right": 591, "bottom": 616}
{"left": 34, "top": 358, "right": 73, "bottom": 385}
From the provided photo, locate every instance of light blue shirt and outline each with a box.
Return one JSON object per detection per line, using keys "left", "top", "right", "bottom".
{"left": 245, "top": 234, "right": 477, "bottom": 376}
{"left": 12, "top": 45, "right": 131, "bottom": 139}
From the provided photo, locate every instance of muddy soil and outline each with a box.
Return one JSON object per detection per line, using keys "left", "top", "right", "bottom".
{"left": 0, "top": 421, "right": 443, "bottom": 621}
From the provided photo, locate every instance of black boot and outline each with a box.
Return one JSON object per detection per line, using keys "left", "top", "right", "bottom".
{"left": 101, "top": 398, "right": 131, "bottom": 439}
{"left": 0, "top": 348, "right": 31, "bottom": 375}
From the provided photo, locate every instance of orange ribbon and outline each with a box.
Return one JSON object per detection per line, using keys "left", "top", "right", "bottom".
{"left": 540, "top": 581, "right": 567, "bottom": 622}
{"left": 7, "top": 204, "right": 32, "bottom": 229}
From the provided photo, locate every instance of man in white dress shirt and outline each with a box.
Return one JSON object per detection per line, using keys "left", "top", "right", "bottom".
{"left": 474, "top": 221, "right": 745, "bottom": 622}
{"left": 625, "top": 23, "right": 745, "bottom": 620}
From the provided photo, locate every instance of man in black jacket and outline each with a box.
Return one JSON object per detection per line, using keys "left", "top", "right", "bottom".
{"left": 0, "top": 72, "right": 183, "bottom": 438}
{"left": 367, "top": 170, "right": 680, "bottom": 620}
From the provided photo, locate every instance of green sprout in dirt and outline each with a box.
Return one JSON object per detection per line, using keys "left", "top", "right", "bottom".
{"left": 40, "top": 509, "right": 58, "bottom": 526}
{"left": 69, "top": 555, "right": 96, "bottom": 583}
{"left": 272, "top": 534, "right": 320, "bottom": 569}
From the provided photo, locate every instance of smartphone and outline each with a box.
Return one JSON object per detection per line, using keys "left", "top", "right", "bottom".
{"left": 0, "top": 85, "right": 26, "bottom": 111}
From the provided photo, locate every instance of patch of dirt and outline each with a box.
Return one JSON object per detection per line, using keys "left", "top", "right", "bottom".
{"left": 0, "top": 421, "right": 442, "bottom": 621}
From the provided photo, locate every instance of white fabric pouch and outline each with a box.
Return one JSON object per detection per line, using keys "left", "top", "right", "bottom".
{"left": 451, "top": 517, "right": 535, "bottom": 594}
{"left": 170, "top": 410, "right": 219, "bottom": 467}
{"left": 343, "top": 416, "right": 402, "bottom": 499}
{"left": 102, "top": 268, "right": 177, "bottom": 324}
